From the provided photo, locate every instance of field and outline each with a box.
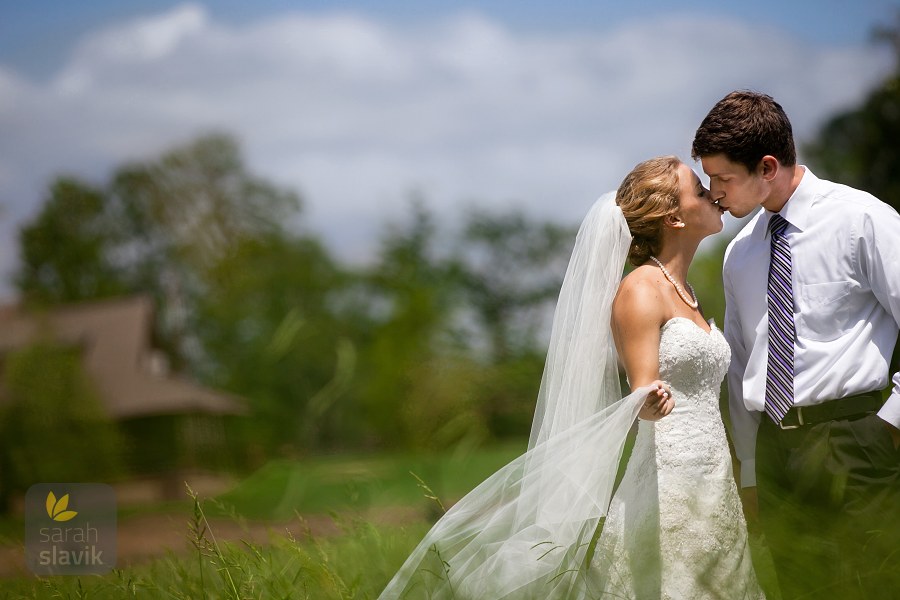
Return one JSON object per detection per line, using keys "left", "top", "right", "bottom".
{"left": 0, "top": 442, "right": 526, "bottom": 598}
{"left": 0, "top": 439, "right": 790, "bottom": 599}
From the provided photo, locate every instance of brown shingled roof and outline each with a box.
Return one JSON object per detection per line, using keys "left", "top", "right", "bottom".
{"left": 0, "top": 296, "right": 245, "bottom": 418}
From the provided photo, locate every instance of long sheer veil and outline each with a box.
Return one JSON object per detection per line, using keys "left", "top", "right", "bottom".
{"left": 379, "top": 192, "right": 652, "bottom": 599}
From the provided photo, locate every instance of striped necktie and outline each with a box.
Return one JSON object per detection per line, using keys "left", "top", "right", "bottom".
{"left": 765, "top": 213, "right": 794, "bottom": 424}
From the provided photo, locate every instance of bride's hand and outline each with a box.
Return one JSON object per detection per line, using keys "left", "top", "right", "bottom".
{"left": 638, "top": 380, "right": 674, "bottom": 421}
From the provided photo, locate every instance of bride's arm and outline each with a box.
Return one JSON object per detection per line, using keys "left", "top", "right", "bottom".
{"left": 611, "top": 274, "right": 673, "bottom": 421}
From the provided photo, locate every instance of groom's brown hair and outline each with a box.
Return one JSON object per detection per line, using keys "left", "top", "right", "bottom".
{"left": 692, "top": 90, "right": 796, "bottom": 172}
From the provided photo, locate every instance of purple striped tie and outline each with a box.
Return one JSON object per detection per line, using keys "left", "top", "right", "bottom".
{"left": 765, "top": 214, "right": 794, "bottom": 424}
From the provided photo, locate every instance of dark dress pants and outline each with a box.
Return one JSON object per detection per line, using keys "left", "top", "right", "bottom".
{"left": 756, "top": 413, "right": 900, "bottom": 600}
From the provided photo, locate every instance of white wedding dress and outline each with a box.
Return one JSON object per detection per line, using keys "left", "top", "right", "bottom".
{"left": 593, "top": 317, "right": 765, "bottom": 599}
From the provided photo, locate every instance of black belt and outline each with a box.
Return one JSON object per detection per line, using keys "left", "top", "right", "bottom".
{"left": 776, "top": 390, "right": 884, "bottom": 430}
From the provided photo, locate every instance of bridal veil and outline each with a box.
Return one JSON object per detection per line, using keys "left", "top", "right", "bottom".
{"left": 379, "top": 192, "right": 652, "bottom": 599}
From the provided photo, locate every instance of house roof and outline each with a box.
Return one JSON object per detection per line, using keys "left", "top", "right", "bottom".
{"left": 0, "top": 296, "right": 246, "bottom": 419}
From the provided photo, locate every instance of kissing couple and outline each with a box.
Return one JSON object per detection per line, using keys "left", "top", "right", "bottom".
{"left": 380, "top": 91, "right": 900, "bottom": 600}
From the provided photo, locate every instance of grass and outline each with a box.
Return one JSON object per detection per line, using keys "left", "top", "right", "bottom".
{"left": 0, "top": 441, "right": 526, "bottom": 598}
{"left": 0, "top": 440, "right": 526, "bottom": 541}
{"left": 0, "top": 440, "right": 794, "bottom": 598}
{"left": 211, "top": 441, "right": 526, "bottom": 519}
{"left": 0, "top": 490, "right": 430, "bottom": 599}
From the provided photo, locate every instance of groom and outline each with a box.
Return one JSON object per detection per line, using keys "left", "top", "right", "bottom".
{"left": 692, "top": 90, "right": 900, "bottom": 599}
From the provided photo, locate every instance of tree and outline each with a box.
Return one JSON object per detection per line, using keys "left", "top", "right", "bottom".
{"left": 194, "top": 231, "right": 354, "bottom": 456}
{"left": 12, "top": 133, "right": 355, "bottom": 460}
{"left": 16, "top": 133, "right": 303, "bottom": 372}
{"left": 109, "top": 133, "right": 302, "bottom": 369}
{"left": 454, "top": 209, "right": 576, "bottom": 436}
{"left": 805, "top": 20, "right": 900, "bottom": 211}
{"left": 358, "top": 202, "right": 480, "bottom": 447}
{"left": 458, "top": 210, "right": 575, "bottom": 362}
{"left": 110, "top": 133, "right": 299, "bottom": 282}
{"left": 16, "top": 178, "right": 127, "bottom": 304}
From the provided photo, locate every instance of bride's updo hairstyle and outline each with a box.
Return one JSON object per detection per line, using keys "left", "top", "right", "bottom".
{"left": 615, "top": 156, "right": 681, "bottom": 266}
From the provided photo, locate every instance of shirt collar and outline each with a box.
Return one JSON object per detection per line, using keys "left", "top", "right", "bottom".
{"left": 759, "top": 165, "right": 816, "bottom": 237}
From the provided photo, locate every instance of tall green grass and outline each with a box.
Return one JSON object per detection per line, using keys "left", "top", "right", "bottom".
{"left": 0, "top": 487, "right": 430, "bottom": 599}
{"left": 0, "top": 442, "right": 791, "bottom": 599}
{"left": 0, "top": 443, "right": 526, "bottom": 598}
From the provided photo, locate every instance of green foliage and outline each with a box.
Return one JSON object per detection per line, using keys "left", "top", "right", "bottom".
{"left": 475, "top": 352, "right": 545, "bottom": 438}
{"left": 0, "top": 341, "right": 125, "bottom": 501}
{"left": 805, "top": 24, "right": 900, "bottom": 211}
{"left": 16, "top": 132, "right": 303, "bottom": 372}
{"left": 9, "top": 133, "right": 599, "bottom": 459}
{"left": 12, "top": 133, "right": 345, "bottom": 461}
{"left": 357, "top": 202, "right": 469, "bottom": 448}
{"left": 399, "top": 355, "right": 490, "bottom": 451}
{"left": 109, "top": 132, "right": 300, "bottom": 278}
{"left": 689, "top": 236, "right": 729, "bottom": 329}
{"left": 109, "top": 133, "right": 302, "bottom": 372}
{"left": 194, "top": 231, "right": 353, "bottom": 456}
{"left": 16, "top": 178, "right": 127, "bottom": 305}
{"left": 805, "top": 74, "right": 900, "bottom": 212}
{"left": 458, "top": 209, "right": 575, "bottom": 362}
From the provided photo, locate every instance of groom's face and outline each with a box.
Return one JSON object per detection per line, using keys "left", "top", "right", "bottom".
{"left": 700, "top": 154, "right": 766, "bottom": 218}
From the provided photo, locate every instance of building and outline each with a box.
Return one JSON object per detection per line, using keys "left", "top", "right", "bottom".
{"left": 0, "top": 295, "right": 245, "bottom": 498}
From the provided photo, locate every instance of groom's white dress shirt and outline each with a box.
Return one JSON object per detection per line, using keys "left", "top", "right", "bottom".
{"left": 723, "top": 167, "right": 900, "bottom": 487}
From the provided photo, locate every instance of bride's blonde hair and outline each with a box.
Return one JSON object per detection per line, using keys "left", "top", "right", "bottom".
{"left": 615, "top": 156, "right": 681, "bottom": 266}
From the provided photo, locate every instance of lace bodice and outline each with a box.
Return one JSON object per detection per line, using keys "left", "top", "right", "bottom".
{"left": 658, "top": 317, "right": 730, "bottom": 395}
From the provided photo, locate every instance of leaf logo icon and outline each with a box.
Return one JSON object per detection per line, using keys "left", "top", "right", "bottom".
{"left": 45, "top": 491, "right": 78, "bottom": 522}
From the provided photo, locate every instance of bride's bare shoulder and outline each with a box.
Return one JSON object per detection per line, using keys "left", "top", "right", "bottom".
{"left": 616, "top": 264, "right": 666, "bottom": 297}
{"left": 612, "top": 265, "right": 667, "bottom": 325}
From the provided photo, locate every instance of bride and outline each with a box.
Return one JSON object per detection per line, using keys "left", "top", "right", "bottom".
{"left": 379, "top": 156, "right": 765, "bottom": 599}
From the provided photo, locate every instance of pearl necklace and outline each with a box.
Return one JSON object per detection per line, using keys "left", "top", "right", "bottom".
{"left": 649, "top": 256, "right": 699, "bottom": 309}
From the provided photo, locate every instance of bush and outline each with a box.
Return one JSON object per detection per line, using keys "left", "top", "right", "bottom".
{"left": 0, "top": 341, "right": 125, "bottom": 511}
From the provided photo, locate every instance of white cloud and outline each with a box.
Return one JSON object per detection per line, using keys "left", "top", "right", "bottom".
{"left": 0, "top": 4, "right": 893, "bottom": 298}
{"left": 56, "top": 3, "right": 209, "bottom": 95}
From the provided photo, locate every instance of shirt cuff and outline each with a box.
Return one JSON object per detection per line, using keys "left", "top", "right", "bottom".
{"left": 739, "top": 458, "right": 756, "bottom": 488}
{"left": 877, "top": 398, "right": 900, "bottom": 429}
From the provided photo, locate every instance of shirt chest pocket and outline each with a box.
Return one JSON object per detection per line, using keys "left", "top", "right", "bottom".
{"left": 798, "top": 281, "right": 854, "bottom": 342}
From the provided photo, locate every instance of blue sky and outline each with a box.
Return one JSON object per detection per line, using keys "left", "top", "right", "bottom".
{"left": 3, "top": 0, "right": 896, "bottom": 77}
{"left": 0, "top": 1, "right": 897, "bottom": 299}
